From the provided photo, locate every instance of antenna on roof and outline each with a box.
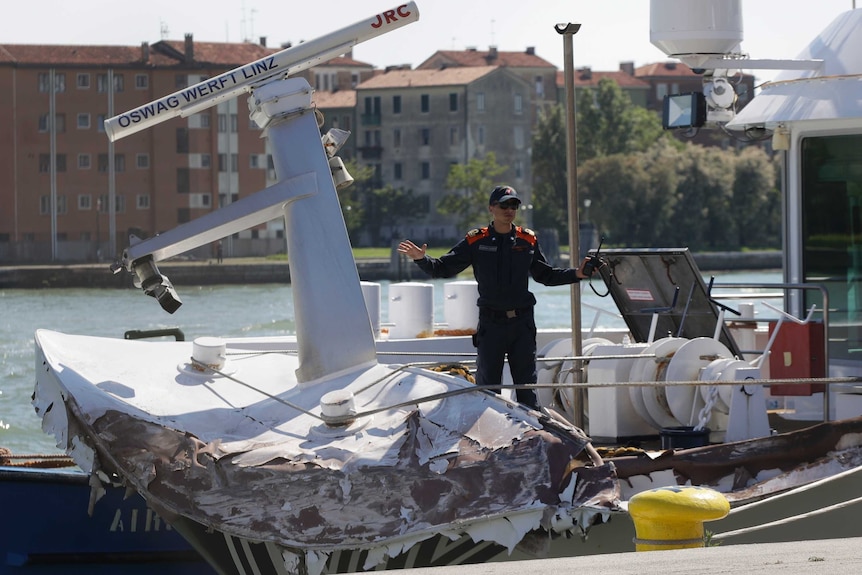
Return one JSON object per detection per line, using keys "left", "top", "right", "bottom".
{"left": 160, "top": 20, "right": 169, "bottom": 40}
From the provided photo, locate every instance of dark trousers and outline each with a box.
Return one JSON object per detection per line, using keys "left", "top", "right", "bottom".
{"left": 474, "top": 307, "right": 538, "bottom": 409}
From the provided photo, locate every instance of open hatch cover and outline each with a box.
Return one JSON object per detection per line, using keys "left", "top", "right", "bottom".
{"left": 591, "top": 247, "right": 742, "bottom": 357}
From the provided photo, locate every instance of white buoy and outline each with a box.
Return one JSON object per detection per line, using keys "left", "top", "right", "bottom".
{"left": 443, "top": 280, "right": 479, "bottom": 331}
{"left": 389, "top": 282, "right": 434, "bottom": 339}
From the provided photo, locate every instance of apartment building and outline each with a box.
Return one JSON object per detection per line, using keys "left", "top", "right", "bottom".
{"left": 0, "top": 38, "right": 374, "bottom": 263}
{"left": 352, "top": 65, "right": 534, "bottom": 243}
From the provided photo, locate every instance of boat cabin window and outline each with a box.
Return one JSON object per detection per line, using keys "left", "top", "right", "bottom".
{"left": 801, "top": 134, "right": 862, "bottom": 362}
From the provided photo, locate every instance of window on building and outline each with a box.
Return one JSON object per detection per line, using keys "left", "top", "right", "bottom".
{"left": 56, "top": 154, "right": 66, "bottom": 172}
{"left": 177, "top": 168, "right": 190, "bottom": 194}
{"left": 477, "top": 92, "right": 485, "bottom": 112}
{"left": 218, "top": 114, "right": 227, "bottom": 133}
{"left": 176, "top": 128, "right": 189, "bottom": 153}
{"left": 97, "top": 114, "right": 106, "bottom": 132}
{"left": 351, "top": 72, "right": 359, "bottom": 88}
{"left": 137, "top": 194, "right": 150, "bottom": 209}
{"left": 514, "top": 93, "right": 523, "bottom": 114}
{"left": 77, "top": 73, "right": 90, "bottom": 89}
{"left": 38, "top": 72, "right": 64, "bottom": 93}
{"left": 98, "top": 154, "right": 109, "bottom": 173}
{"left": 656, "top": 83, "right": 668, "bottom": 100}
{"left": 230, "top": 114, "right": 238, "bottom": 133}
{"left": 40, "top": 113, "right": 69, "bottom": 133}
{"left": 393, "top": 162, "right": 402, "bottom": 180}
{"left": 136, "top": 153, "right": 149, "bottom": 169}
{"left": 393, "top": 128, "right": 401, "bottom": 148}
{"left": 420, "top": 128, "right": 430, "bottom": 146}
{"left": 135, "top": 74, "right": 148, "bottom": 89}
{"left": 478, "top": 125, "right": 485, "bottom": 145}
{"left": 114, "top": 195, "right": 125, "bottom": 213}
{"left": 38, "top": 154, "right": 50, "bottom": 173}
{"left": 77, "top": 113, "right": 90, "bottom": 129}
{"left": 420, "top": 94, "right": 430, "bottom": 113}
{"left": 514, "top": 126, "right": 524, "bottom": 149}
{"left": 201, "top": 154, "right": 211, "bottom": 168}
{"left": 535, "top": 75, "right": 544, "bottom": 98}
{"left": 218, "top": 153, "right": 227, "bottom": 172}
{"left": 78, "top": 154, "right": 91, "bottom": 169}
{"left": 393, "top": 95, "right": 402, "bottom": 114}
{"left": 39, "top": 195, "right": 66, "bottom": 215}
{"left": 78, "top": 194, "right": 91, "bottom": 210}
{"left": 175, "top": 74, "right": 188, "bottom": 89}
{"left": 421, "top": 161, "right": 430, "bottom": 180}
{"left": 231, "top": 153, "right": 238, "bottom": 172}
{"left": 114, "top": 154, "right": 125, "bottom": 172}
{"left": 342, "top": 115, "right": 351, "bottom": 131}
{"left": 364, "top": 129, "right": 381, "bottom": 146}
{"left": 314, "top": 72, "right": 337, "bottom": 91}
{"left": 113, "top": 74, "right": 124, "bottom": 92}
{"left": 96, "top": 74, "right": 108, "bottom": 93}
{"left": 200, "top": 113, "right": 210, "bottom": 129}
{"left": 449, "top": 93, "right": 458, "bottom": 112}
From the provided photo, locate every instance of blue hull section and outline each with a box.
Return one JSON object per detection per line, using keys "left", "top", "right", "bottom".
{"left": 0, "top": 466, "right": 214, "bottom": 574}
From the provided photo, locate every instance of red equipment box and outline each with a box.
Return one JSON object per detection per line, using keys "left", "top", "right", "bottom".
{"left": 767, "top": 321, "right": 826, "bottom": 396}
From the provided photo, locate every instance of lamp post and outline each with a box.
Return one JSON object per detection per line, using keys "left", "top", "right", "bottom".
{"left": 555, "top": 21, "right": 585, "bottom": 430}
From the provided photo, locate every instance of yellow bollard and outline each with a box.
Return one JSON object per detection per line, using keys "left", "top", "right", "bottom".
{"left": 628, "top": 486, "right": 730, "bottom": 551}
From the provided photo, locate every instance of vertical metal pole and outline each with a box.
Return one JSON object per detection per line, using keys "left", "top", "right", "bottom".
{"left": 108, "top": 69, "right": 117, "bottom": 260}
{"left": 49, "top": 69, "right": 58, "bottom": 261}
{"left": 555, "top": 23, "right": 584, "bottom": 429}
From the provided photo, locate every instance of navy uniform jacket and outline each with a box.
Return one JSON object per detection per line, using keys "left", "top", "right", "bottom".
{"left": 414, "top": 224, "right": 580, "bottom": 310}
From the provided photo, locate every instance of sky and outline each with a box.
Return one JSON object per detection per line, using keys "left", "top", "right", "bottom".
{"left": 3, "top": 1, "right": 858, "bottom": 84}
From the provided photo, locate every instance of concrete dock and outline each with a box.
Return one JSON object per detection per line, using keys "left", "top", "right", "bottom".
{"left": 381, "top": 537, "right": 862, "bottom": 574}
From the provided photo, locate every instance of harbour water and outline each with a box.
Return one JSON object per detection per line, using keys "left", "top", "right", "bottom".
{"left": 0, "top": 269, "right": 780, "bottom": 455}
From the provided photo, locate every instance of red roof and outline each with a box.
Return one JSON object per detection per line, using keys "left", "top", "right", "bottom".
{"left": 313, "top": 89, "right": 356, "bottom": 108}
{"left": 0, "top": 44, "right": 153, "bottom": 66}
{"left": 357, "top": 66, "right": 499, "bottom": 89}
{"left": 556, "top": 69, "right": 650, "bottom": 88}
{"left": 417, "top": 48, "right": 554, "bottom": 69}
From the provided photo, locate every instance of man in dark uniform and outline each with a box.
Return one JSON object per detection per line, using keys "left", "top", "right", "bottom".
{"left": 397, "top": 185, "right": 592, "bottom": 410}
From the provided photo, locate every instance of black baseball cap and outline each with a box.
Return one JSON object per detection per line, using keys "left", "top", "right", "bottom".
{"left": 489, "top": 186, "right": 520, "bottom": 206}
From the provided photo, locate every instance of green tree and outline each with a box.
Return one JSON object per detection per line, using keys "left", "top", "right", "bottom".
{"left": 338, "top": 160, "right": 372, "bottom": 244}
{"left": 667, "top": 144, "right": 736, "bottom": 250}
{"left": 531, "top": 104, "right": 569, "bottom": 239}
{"left": 438, "top": 152, "right": 508, "bottom": 229}
{"left": 577, "top": 78, "right": 667, "bottom": 162}
{"left": 365, "top": 185, "right": 419, "bottom": 245}
{"left": 733, "top": 147, "right": 781, "bottom": 249}
{"left": 531, "top": 83, "right": 671, "bottom": 239}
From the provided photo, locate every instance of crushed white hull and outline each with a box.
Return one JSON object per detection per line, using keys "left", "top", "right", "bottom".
{"left": 34, "top": 330, "right": 620, "bottom": 574}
